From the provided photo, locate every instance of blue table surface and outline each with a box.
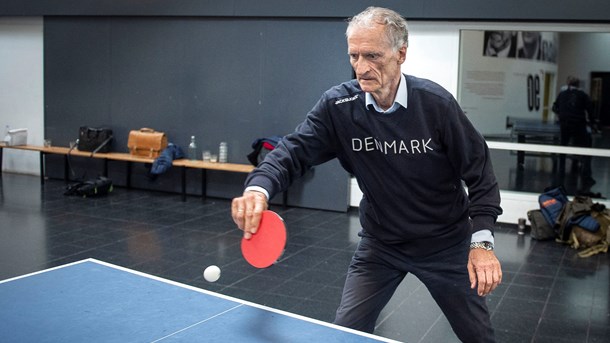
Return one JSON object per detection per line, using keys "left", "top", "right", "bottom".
{"left": 0, "top": 259, "right": 400, "bottom": 343}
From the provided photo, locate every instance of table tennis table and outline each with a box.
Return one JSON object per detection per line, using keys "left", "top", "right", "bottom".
{"left": 0, "top": 259, "right": 400, "bottom": 342}
{"left": 506, "top": 116, "right": 561, "bottom": 169}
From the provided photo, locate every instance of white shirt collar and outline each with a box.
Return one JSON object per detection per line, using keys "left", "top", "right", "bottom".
{"left": 365, "top": 74, "right": 408, "bottom": 114}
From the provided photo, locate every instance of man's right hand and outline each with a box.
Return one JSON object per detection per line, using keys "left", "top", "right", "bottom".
{"left": 231, "top": 191, "right": 268, "bottom": 239}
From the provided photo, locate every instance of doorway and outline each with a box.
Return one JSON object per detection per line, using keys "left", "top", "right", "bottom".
{"left": 542, "top": 72, "right": 554, "bottom": 122}
{"left": 590, "top": 72, "right": 610, "bottom": 127}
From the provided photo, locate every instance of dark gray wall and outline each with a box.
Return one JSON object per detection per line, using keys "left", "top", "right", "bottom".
{"left": 2, "top": 0, "right": 610, "bottom": 21}
{"left": 44, "top": 17, "right": 351, "bottom": 211}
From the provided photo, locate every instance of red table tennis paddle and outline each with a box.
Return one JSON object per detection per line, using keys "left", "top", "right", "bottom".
{"left": 241, "top": 210, "right": 287, "bottom": 268}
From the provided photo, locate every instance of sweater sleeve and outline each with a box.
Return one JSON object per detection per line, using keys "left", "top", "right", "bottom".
{"left": 244, "top": 94, "right": 337, "bottom": 199}
{"left": 442, "top": 98, "right": 503, "bottom": 233}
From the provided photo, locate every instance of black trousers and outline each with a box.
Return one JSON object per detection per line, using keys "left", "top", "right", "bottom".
{"left": 334, "top": 236, "right": 495, "bottom": 342}
{"left": 559, "top": 121, "right": 592, "bottom": 180}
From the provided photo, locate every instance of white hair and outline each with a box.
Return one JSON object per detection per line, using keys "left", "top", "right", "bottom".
{"left": 346, "top": 7, "right": 409, "bottom": 51}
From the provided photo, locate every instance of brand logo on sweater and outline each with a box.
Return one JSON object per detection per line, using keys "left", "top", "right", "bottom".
{"left": 352, "top": 136, "right": 434, "bottom": 154}
{"left": 334, "top": 94, "right": 359, "bottom": 105}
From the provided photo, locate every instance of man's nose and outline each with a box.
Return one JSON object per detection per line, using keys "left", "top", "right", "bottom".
{"left": 354, "top": 59, "right": 369, "bottom": 76}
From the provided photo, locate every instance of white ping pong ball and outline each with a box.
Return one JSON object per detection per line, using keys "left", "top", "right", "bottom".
{"left": 203, "top": 265, "right": 221, "bottom": 282}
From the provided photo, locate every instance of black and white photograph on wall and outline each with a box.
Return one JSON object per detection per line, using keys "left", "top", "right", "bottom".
{"left": 483, "top": 31, "right": 517, "bottom": 58}
{"left": 483, "top": 30, "right": 557, "bottom": 63}
{"left": 517, "top": 31, "right": 541, "bottom": 60}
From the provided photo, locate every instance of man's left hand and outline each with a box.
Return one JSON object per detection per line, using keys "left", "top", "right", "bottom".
{"left": 467, "top": 249, "right": 502, "bottom": 296}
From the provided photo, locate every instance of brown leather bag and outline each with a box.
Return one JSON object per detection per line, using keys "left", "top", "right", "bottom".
{"left": 127, "top": 128, "right": 168, "bottom": 158}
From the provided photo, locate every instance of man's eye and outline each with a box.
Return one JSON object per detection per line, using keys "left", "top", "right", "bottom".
{"left": 367, "top": 53, "right": 378, "bottom": 59}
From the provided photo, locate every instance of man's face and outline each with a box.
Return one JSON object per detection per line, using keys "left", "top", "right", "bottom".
{"left": 521, "top": 31, "right": 540, "bottom": 45}
{"left": 348, "top": 24, "right": 406, "bottom": 98}
{"left": 488, "top": 31, "right": 512, "bottom": 50}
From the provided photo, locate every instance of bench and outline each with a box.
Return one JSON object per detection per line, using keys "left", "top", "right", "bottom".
{"left": 0, "top": 144, "right": 255, "bottom": 202}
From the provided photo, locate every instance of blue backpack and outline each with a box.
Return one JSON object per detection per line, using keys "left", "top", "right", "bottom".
{"left": 538, "top": 186, "right": 569, "bottom": 228}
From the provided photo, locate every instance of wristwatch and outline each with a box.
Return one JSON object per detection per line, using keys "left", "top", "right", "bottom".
{"left": 470, "top": 241, "right": 494, "bottom": 251}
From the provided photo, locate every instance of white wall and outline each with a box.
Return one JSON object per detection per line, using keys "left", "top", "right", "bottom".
{"left": 557, "top": 32, "right": 610, "bottom": 93}
{"left": 0, "top": 17, "right": 44, "bottom": 175}
{"left": 403, "top": 22, "right": 460, "bottom": 95}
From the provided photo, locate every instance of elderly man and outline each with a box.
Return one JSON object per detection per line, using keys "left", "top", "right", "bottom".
{"left": 232, "top": 7, "right": 502, "bottom": 342}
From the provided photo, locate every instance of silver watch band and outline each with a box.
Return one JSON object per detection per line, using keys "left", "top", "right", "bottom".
{"left": 470, "top": 241, "right": 494, "bottom": 251}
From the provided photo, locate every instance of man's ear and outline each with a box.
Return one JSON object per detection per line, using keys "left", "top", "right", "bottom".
{"left": 398, "top": 46, "right": 407, "bottom": 64}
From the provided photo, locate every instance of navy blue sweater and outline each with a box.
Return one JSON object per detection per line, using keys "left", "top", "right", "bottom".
{"left": 246, "top": 75, "right": 502, "bottom": 256}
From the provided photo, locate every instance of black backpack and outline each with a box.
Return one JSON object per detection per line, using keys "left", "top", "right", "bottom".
{"left": 65, "top": 177, "right": 113, "bottom": 197}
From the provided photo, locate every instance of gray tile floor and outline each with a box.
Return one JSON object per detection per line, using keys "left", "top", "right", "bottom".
{"left": 1, "top": 173, "right": 609, "bottom": 342}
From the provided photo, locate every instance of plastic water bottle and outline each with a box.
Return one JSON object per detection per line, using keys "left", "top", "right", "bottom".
{"left": 188, "top": 136, "right": 198, "bottom": 160}
{"left": 219, "top": 142, "right": 228, "bottom": 163}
